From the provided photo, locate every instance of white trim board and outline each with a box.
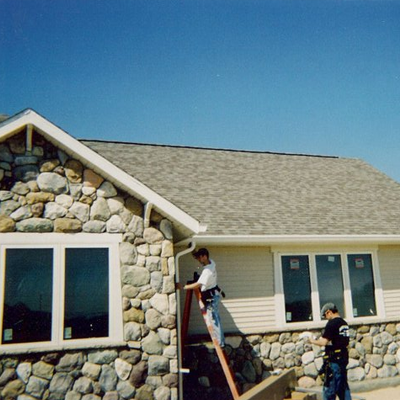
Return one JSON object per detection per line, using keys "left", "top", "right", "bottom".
{"left": 180, "top": 234, "right": 400, "bottom": 247}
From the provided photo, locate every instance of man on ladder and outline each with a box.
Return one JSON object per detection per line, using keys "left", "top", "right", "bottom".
{"left": 181, "top": 248, "right": 240, "bottom": 399}
{"left": 182, "top": 247, "right": 225, "bottom": 348}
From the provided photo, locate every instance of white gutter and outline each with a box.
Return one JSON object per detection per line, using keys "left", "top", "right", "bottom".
{"left": 175, "top": 241, "right": 196, "bottom": 400}
{"left": 177, "top": 234, "right": 400, "bottom": 247}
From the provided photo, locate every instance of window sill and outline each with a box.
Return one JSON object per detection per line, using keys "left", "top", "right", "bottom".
{"left": 0, "top": 339, "right": 128, "bottom": 355}
{"left": 276, "top": 315, "right": 391, "bottom": 333}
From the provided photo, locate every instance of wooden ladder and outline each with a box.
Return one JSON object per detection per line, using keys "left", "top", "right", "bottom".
{"left": 181, "top": 286, "right": 240, "bottom": 400}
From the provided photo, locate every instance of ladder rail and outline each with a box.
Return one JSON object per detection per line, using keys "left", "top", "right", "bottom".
{"left": 189, "top": 287, "right": 240, "bottom": 400}
{"left": 180, "top": 286, "right": 193, "bottom": 351}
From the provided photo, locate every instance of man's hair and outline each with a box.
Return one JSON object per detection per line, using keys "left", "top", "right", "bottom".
{"left": 192, "top": 248, "right": 209, "bottom": 258}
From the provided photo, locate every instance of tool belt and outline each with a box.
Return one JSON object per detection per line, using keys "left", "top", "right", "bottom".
{"left": 319, "top": 347, "right": 348, "bottom": 387}
{"left": 201, "top": 286, "right": 225, "bottom": 303}
{"left": 326, "top": 347, "right": 348, "bottom": 363}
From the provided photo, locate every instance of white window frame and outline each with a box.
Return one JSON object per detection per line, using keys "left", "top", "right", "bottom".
{"left": 0, "top": 233, "right": 124, "bottom": 353}
{"left": 273, "top": 247, "right": 385, "bottom": 329}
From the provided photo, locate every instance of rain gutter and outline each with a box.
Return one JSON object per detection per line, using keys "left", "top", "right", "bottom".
{"left": 177, "top": 234, "right": 400, "bottom": 247}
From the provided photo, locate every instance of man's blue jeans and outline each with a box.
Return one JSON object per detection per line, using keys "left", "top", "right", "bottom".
{"left": 206, "top": 292, "right": 225, "bottom": 347}
{"left": 323, "top": 361, "right": 352, "bottom": 400}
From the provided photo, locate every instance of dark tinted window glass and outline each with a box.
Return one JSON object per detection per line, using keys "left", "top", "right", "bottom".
{"left": 64, "top": 248, "right": 109, "bottom": 339}
{"left": 282, "top": 255, "right": 312, "bottom": 322}
{"left": 3, "top": 248, "right": 53, "bottom": 344}
{"left": 316, "top": 255, "right": 345, "bottom": 317}
{"left": 348, "top": 254, "right": 376, "bottom": 317}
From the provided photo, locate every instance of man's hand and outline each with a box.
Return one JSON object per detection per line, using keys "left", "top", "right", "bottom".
{"left": 175, "top": 282, "right": 183, "bottom": 290}
{"left": 299, "top": 332, "right": 312, "bottom": 341}
{"left": 310, "top": 336, "right": 329, "bottom": 347}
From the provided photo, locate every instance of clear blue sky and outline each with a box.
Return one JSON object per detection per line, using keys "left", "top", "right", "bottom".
{"left": 1, "top": 0, "right": 400, "bottom": 182}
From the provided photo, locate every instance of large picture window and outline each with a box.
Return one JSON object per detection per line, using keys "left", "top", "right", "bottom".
{"left": 0, "top": 234, "right": 123, "bottom": 351}
{"left": 3, "top": 248, "right": 53, "bottom": 344}
{"left": 280, "top": 251, "right": 379, "bottom": 324}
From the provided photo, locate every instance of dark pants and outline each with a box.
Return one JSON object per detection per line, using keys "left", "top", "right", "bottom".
{"left": 323, "top": 361, "right": 351, "bottom": 400}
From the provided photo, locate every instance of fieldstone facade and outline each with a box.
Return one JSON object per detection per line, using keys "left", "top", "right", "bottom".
{"left": 0, "top": 131, "right": 178, "bottom": 400}
{"left": 183, "top": 322, "right": 400, "bottom": 400}
{"left": 0, "top": 349, "right": 177, "bottom": 400}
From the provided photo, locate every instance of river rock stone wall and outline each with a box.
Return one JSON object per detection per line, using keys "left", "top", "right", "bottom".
{"left": 183, "top": 322, "right": 400, "bottom": 400}
{"left": 0, "top": 349, "right": 177, "bottom": 400}
{"left": 0, "top": 131, "right": 178, "bottom": 400}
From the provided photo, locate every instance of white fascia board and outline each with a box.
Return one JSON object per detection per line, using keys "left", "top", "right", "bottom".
{"left": 177, "top": 234, "right": 400, "bottom": 247}
{"left": 0, "top": 110, "right": 200, "bottom": 235}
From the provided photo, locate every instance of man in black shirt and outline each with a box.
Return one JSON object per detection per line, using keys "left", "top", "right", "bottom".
{"left": 310, "top": 303, "right": 352, "bottom": 400}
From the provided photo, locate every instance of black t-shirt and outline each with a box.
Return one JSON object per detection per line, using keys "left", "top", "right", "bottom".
{"left": 323, "top": 317, "right": 350, "bottom": 351}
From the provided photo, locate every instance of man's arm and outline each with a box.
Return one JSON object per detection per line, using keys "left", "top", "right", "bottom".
{"left": 310, "top": 336, "right": 329, "bottom": 347}
{"left": 184, "top": 281, "right": 202, "bottom": 290}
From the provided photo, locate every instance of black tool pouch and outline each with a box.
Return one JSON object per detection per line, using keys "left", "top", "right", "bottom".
{"left": 200, "top": 288, "right": 215, "bottom": 303}
{"left": 216, "top": 285, "right": 226, "bottom": 298}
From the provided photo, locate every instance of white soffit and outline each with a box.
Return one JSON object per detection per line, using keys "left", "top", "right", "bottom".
{"left": 178, "top": 234, "right": 400, "bottom": 247}
{"left": 0, "top": 109, "right": 200, "bottom": 235}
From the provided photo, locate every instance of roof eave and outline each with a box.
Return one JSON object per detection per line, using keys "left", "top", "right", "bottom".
{"left": 177, "top": 234, "right": 400, "bottom": 247}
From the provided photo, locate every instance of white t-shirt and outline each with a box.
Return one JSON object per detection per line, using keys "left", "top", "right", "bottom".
{"left": 197, "top": 259, "right": 218, "bottom": 292}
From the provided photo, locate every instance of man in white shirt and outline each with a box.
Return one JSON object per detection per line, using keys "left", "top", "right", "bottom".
{"left": 183, "top": 248, "right": 225, "bottom": 347}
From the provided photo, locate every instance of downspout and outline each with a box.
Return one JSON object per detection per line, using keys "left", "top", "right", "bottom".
{"left": 144, "top": 202, "right": 153, "bottom": 228}
{"left": 175, "top": 241, "right": 196, "bottom": 400}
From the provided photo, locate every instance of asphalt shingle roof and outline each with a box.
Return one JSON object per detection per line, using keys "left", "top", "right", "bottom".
{"left": 82, "top": 140, "right": 400, "bottom": 236}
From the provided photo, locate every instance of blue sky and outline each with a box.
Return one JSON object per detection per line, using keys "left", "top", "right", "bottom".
{"left": 1, "top": 0, "right": 400, "bottom": 182}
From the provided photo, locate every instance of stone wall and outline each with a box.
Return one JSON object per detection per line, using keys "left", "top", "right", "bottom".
{"left": 0, "top": 349, "right": 177, "bottom": 400}
{"left": 183, "top": 322, "right": 400, "bottom": 400}
{"left": 0, "top": 131, "right": 178, "bottom": 400}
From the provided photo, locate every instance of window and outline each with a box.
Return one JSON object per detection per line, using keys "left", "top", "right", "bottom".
{"left": 3, "top": 248, "right": 53, "bottom": 344}
{"left": 64, "top": 248, "right": 109, "bottom": 339}
{"left": 279, "top": 251, "right": 379, "bottom": 324}
{"left": 0, "top": 234, "right": 123, "bottom": 351}
{"left": 282, "top": 256, "right": 312, "bottom": 323}
{"left": 316, "top": 255, "right": 345, "bottom": 316}
{"left": 347, "top": 254, "right": 376, "bottom": 317}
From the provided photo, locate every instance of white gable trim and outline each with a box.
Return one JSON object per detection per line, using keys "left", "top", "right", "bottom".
{"left": 0, "top": 109, "right": 200, "bottom": 235}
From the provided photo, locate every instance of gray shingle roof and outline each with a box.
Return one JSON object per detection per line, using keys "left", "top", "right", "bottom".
{"left": 82, "top": 140, "right": 400, "bottom": 236}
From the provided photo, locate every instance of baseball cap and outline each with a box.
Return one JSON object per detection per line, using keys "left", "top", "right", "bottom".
{"left": 320, "top": 302, "right": 337, "bottom": 318}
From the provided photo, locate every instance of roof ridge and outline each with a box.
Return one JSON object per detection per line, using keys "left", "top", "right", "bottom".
{"left": 80, "top": 138, "right": 340, "bottom": 160}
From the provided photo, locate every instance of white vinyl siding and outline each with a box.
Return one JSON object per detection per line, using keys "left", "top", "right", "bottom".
{"left": 379, "top": 246, "right": 400, "bottom": 319}
{"left": 179, "top": 246, "right": 275, "bottom": 335}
